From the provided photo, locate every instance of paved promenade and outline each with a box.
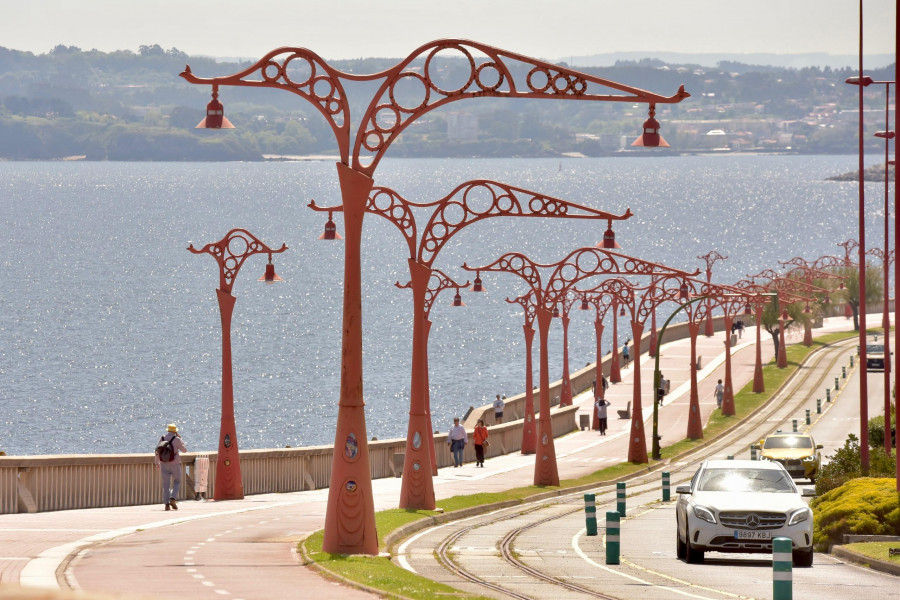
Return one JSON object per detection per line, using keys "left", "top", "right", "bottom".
{"left": 0, "top": 317, "right": 858, "bottom": 600}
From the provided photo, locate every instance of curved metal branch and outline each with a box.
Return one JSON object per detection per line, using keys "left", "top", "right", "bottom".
{"left": 188, "top": 228, "right": 287, "bottom": 293}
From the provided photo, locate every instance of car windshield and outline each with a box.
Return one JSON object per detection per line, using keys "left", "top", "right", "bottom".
{"left": 867, "top": 344, "right": 885, "bottom": 354}
{"left": 763, "top": 436, "right": 813, "bottom": 449}
{"left": 697, "top": 468, "right": 795, "bottom": 493}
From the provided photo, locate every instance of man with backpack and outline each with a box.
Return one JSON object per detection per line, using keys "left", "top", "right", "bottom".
{"left": 154, "top": 423, "right": 187, "bottom": 511}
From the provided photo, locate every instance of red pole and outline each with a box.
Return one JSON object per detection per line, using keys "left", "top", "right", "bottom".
{"left": 882, "top": 84, "right": 893, "bottom": 456}
{"left": 627, "top": 321, "right": 648, "bottom": 463}
{"left": 423, "top": 319, "right": 438, "bottom": 476}
{"left": 214, "top": 289, "right": 244, "bottom": 501}
{"left": 560, "top": 313, "right": 573, "bottom": 406}
{"left": 894, "top": 0, "right": 899, "bottom": 491}
{"left": 592, "top": 319, "right": 605, "bottom": 430}
{"left": 534, "top": 307, "right": 560, "bottom": 486}
{"left": 398, "top": 259, "right": 436, "bottom": 510}
{"left": 777, "top": 318, "right": 788, "bottom": 369}
{"left": 858, "top": 0, "right": 870, "bottom": 473}
{"left": 322, "top": 163, "right": 378, "bottom": 555}
{"left": 610, "top": 299, "right": 622, "bottom": 383}
{"left": 722, "top": 315, "right": 736, "bottom": 416}
{"left": 521, "top": 324, "right": 537, "bottom": 454}
{"left": 753, "top": 304, "right": 765, "bottom": 393}
{"left": 686, "top": 322, "right": 703, "bottom": 439}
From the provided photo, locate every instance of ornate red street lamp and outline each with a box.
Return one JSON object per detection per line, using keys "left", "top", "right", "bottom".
{"left": 396, "top": 269, "right": 468, "bottom": 484}
{"left": 314, "top": 182, "right": 628, "bottom": 510}
{"left": 188, "top": 229, "right": 287, "bottom": 501}
{"left": 506, "top": 290, "right": 538, "bottom": 454}
{"left": 735, "top": 279, "right": 777, "bottom": 394}
{"left": 866, "top": 247, "right": 895, "bottom": 454}
{"left": 556, "top": 291, "right": 582, "bottom": 407}
{"left": 577, "top": 288, "right": 614, "bottom": 429}
{"left": 778, "top": 260, "right": 843, "bottom": 345}
{"left": 466, "top": 248, "right": 695, "bottom": 468}
{"left": 698, "top": 251, "right": 728, "bottom": 337}
{"left": 180, "top": 39, "right": 688, "bottom": 554}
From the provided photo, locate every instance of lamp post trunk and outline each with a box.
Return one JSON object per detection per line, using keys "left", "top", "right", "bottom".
{"left": 686, "top": 322, "right": 704, "bottom": 439}
{"left": 214, "top": 289, "right": 244, "bottom": 501}
{"left": 593, "top": 320, "right": 605, "bottom": 430}
{"left": 649, "top": 306, "right": 658, "bottom": 357}
{"left": 424, "top": 319, "right": 438, "bottom": 475}
{"left": 560, "top": 315, "right": 573, "bottom": 406}
{"left": 610, "top": 301, "right": 622, "bottom": 383}
{"left": 534, "top": 307, "right": 560, "bottom": 486}
{"left": 522, "top": 324, "right": 537, "bottom": 454}
{"left": 627, "top": 321, "right": 648, "bottom": 463}
{"left": 803, "top": 321, "right": 813, "bottom": 347}
{"left": 753, "top": 305, "right": 765, "bottom": 392}
{"left": 322, "top": 163, "right": 378, "bottom": 555}
{"left": 398, "top": 259, "right": 436, "bottom": 510}
{"left": 722, "top": 316, "right": 736, "bottom": 416}
{"left": 777, "top": 320, "right": 788, "bottom": 368}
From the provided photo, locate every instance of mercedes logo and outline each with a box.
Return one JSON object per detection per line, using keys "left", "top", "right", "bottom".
{"left": 746, "top": 514, "right": 761, "bottom": 529}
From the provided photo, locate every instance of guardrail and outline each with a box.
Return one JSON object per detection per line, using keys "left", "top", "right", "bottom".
{"left": 0, "top": 405, "right": 578, "bottom": 514}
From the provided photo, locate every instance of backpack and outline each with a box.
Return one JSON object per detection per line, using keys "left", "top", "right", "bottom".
{"left": 155, "top": 436, "right": 176, "bottom": 462}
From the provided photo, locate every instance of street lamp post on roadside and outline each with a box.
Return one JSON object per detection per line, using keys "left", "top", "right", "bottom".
{"left": 181, "top": 39, "right": 688, "bottom": 554}
{"left": 188, "top": 229, "right": 287, "bottom": 501}
{"left": 578, "top": 289, "right": 614, "bottom": 429}
{"left": 698, "top": 251, "right": 728, "bottom": 337}
{"left": 507, "top": 291, "right": 539, "bottom": 454}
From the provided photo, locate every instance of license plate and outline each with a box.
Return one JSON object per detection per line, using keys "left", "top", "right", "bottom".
{"left": 735, "top": 530, "right": 772, "bottom": 540}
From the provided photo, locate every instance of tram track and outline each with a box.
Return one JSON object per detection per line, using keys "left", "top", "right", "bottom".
{"left": 415, "top": 338, "right": 857, "bottom": 600}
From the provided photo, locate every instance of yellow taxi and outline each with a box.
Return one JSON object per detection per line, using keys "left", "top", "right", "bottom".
{"left": 758, "top": 432, "right": 823, "bottom": 483}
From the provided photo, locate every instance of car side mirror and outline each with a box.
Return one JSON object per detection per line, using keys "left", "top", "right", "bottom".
{"left": 675, "top": 485, "right": 691, "bottom": 494}
{"left": 816, "top": 444, "right": 823, "bottom": 449}
{"left": 801, "top": 488, "right": 816, "bottom": 497}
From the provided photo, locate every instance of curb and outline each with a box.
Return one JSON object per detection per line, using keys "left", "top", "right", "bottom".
{"left": 831, "top": 546, "right": 900, "bottom": 577}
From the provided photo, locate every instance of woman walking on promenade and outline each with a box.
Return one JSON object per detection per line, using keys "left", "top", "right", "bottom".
{"left": 473, "top": 419, "right": 489, "bottom": 467}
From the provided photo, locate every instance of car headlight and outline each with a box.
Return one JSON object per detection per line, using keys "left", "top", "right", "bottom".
{"left": 802, "top": 455, "right": 817, "bottom": 462}
{"left": 788, "top": 507, "right": 811, "bottom": 526}
{"left": 693, "top": 505, "right": 717, "bottom": 524}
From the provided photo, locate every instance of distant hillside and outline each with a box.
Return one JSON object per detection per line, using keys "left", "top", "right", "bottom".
{"left": 562, "top": 52, "right": 895, "bottom": 70}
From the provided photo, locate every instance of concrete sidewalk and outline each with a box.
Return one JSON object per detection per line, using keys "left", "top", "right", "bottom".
{"left": 0, "top": 317, "right": 860, "bottom": 600}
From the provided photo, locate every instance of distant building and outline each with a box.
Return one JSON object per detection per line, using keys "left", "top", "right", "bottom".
{"left": 447, "top": 112, "right": 478, "bottom": 141}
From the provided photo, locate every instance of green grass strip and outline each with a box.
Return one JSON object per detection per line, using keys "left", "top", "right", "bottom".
{"left": 300, "top": 329, "right": 859, "bottom": 599}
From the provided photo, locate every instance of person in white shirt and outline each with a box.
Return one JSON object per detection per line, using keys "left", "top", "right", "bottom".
{"left": 448, "top": 418, "right": 467, "bottom": 467}
{"left": 493, "top": 394, "right": 504, "bottom": 424}
{"left": 714, "top": 379, "right": 725, "bottom": 408}
{"left": 154, "top": 423, "right": 187, "bottom": 511}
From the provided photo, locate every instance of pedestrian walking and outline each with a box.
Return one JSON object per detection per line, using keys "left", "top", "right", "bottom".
{"left": 473, "top": 419, "right": 489, "bottom": 467}
{"left": 448, "top": 417, "right": 467, "bottom": 467}
{"left": 595, "top": 396, "right": 611, "bottom": 435}
{"left": 714, "top": 379, "right": 725, "bottom": 409}
{"left": 154, "top": 423, "right": 187, "bottom": 511}
{"left": 622, "top": 342, "right": 630, "bottom": 366}
{"left": 493, "top": 394, "right": 504, "bottom": 424}
{"left": 601, "top": 374, "right": 609, "bottom": 396}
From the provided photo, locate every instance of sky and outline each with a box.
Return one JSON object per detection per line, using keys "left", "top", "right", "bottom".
{"left": 0, "top": 0, "right": 896, "bottom": 61}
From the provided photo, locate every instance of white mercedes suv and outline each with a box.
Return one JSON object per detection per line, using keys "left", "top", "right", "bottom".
{"left": 675, "top": 459, "right": 815, "bottom": 567}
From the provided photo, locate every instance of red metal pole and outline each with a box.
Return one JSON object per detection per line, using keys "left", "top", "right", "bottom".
{"left": 722, "top": 315, "right": 736, "bottom": 416}
{"left": 522, "top": 324, "right": 537, "bottom": 455}
{"left": 610, "top": 299, "right": 622, "bottom": 383}
{"left": 858, "top": 0, "right": 870, "bottom": 473}
{"left": 559, "top": 313, "right": 573, "bottom": 406}
{"left": 592, "top": 319, "right": 605, "bottom": 430}
{"left": 627, "top": 321, "right": 648, "bottom": 463}
{"left": 895, "top": 0, "right": 899, "bottom": 490}
{"left": 398, "top": 259, "right": 436, "bottom": 510}
{"left": 322, "top": 163, "right": 378, "bottom": 555}
{"left": 686, "top": 322, "right": 704, "bottom": 439}
{"left": 753, "top": 304, "right": 765, "bottom": 393}
{"left": 534, "top": 307, "right": 560, "bottom": 486}
{"left": 214, "top": 289, "right": 244, "bottom": 501}
{"left": 777, "top": 318, "right": 788, "bottom": 368}
{"left": 882, "top": 84, "right": 893, "bottom": 456}
{"left": 424, "top": 319, "right": 438, "bottom": 476}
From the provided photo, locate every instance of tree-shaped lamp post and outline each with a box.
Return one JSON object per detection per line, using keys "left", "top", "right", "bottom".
{"left": 313, "top": 181, "right": 630, "bottom": 510}
{"left": 506, "top": 290, "right": 538, "bottom": 454}
{"left": 188, "top": 229, "right": 287, "bottom": 501}
{"left": 180, "top": 39, "right": 688, "bottom": 554}
{"left": 577, "top": 288, "right": 614, "bottom": 429}
{"left": 698, "top": 251, "right": 728, "bottom": 337}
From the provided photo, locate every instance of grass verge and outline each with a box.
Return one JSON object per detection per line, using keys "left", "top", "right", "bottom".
{"left": 300, "top": 329, "right": 860, "bottom": 599}
{"left": 843, "top": 541, "right": 900, "bottom": 564}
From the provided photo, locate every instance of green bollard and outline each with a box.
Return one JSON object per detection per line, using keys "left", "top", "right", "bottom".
{"left": 826, "top": 388, "right": 831, "bottom": 402}
{"left": 773, "top": 537, "right": 793, "bottom": 599}
{"left": 661, "top": 472, "right": 670, "bottom": 501}
{"left": 727, "top": 455, "right": 734, "bottom": 460}
{"left": 850, "top": 355, "right": 855, "bottom": 367}
{"left": 834, "top": 376, "right": 839, "bottom": 391}
{"left": 816, "top": 398, "right": 822, "bottom": 414}
{"left": 805, "top": 409, "right": 811, "bottom": 425}
{"left": 792, "top": 419, "right": 798, "bottom": 433}
{"left": 605, "top": 511, "right": 620, "bottom": 565}
{"left": 584, "top": 493, "right": 598, "bottom": 536}
{"left": 842, "top": 366, "right": 847, "bottom": 379}
{"left": 750, "top": 444, "right": 758, "bottom": 460}
{"left": 616, "top": 482, "right": 626, "bottom": 516}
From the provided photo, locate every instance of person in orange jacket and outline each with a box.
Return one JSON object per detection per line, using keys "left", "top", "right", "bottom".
{"left": 473, "top": 419, "right": 489, "bottom": 467}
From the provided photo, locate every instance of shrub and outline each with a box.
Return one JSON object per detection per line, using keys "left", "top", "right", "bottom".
{"left": 815, "top": 434, "right": 897, "bottom": 495}
{"left": 810, "top": 478, "right": 899, "bottom": 551}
